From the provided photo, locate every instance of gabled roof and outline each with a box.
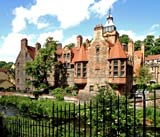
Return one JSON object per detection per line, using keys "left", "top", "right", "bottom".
{"left": 108, "top": 39, "right": 127, "bottom": 59}
{"left": 26, "top": 46, "right": 35, "bottom": 59}
{"left": 74, "top": 45, "right": 88, "bottom": 62}
{"left": 145, "top": 54, "right": 160, "bottom": 61}
{"left": 71, "top": 47, "right": 79, "bottom": 63}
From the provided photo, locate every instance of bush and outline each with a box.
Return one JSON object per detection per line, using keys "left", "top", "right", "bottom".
{"left": 50, "top": 88, "right": 64, "bottom": 96}
{"left": 33, "top": 91, "right": 43, "bottom": 99}
{"left": 55, "top": 94, "right": 64, "bottom": 101}
{"left": 64, "top": 86, "right": 72, "bottom": 94}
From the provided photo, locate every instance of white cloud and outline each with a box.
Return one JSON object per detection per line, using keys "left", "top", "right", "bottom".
{"left": 119, "top": 30, "right": 146, "bottom": 41}
{"left": 63, "top": 35, "right": 77, "bottom": 46}
{"left": 3, "top": 0, "right": 118, "bottom": 62}
{"left": 37, "top": 22, "right": 49, "bottom": 29}
{"left": 12, "top": 7, "right": 28, "bottom": 32}
{"left": 90, "top": 0, "right": 118, "bottom": 17}
{"left": 0, "top": 33, "right": 34, "bottom": 62}
{"left": 151, "top": 24, "right": 160, "bottom": 30}
{"left": 63, "top": 34, "right": 92, "bottom": 46}
{"left": 11, "top": 0, "right": 119, "bottom": 32}
{"left": 36, "top": 30, "right": 63, "bottom": 46}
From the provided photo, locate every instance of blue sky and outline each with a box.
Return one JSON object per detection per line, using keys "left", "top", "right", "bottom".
{"left": 0, "top": 0, "right": 160, "bottom": 62}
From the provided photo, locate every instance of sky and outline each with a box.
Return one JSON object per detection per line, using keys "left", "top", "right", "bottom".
{"left": 0, "top": 0, "right": 160, "bottom": 62}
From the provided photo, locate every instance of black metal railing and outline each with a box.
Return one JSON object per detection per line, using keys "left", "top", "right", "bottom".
{"left": 2, "top": 90, "right": 160, "bottom": 137}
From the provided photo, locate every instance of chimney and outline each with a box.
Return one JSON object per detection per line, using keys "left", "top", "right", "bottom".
{"left": 141, "top": 42, "right": 145, "bottom": 64}
{"left": 86, "top": 39, "right": 90, "bottom": 47}
{"left": 35, "top": 42, "right": 41, "bottom": 54}
{"left": 128, "top": 39, "right": 134, "bottom": 56}
{"left": 21, "top": 38, "right": 28, "bottom": 50}
{"left": 56, "top": 43, "right": 62, "bottom": 50}
{"left": 77, "top": 35, "right": 83, "bottom": 48}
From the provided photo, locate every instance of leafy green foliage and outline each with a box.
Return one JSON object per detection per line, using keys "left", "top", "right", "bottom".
{"left": 26, "top": 37, "right": 58, "bottom": 92}
{"left": 144, "top": 35, "right": 155, "bottom": 56}
{"left": 86, "top": 84, "right": 141, "bottom": 136}
{"left": 136, "top": 66, "right": 152, "bottom": 88}
{"left": 0, "top": 61, "right": 14, "bottom": 69}
{"left": 134, "top": 40, "right": 142, "bottom": 51}
{"left": 50, "top": 87, "right": 64, "bottom": 100}
{"left": 119, "top": 34, "right": 130, "bottom": 45}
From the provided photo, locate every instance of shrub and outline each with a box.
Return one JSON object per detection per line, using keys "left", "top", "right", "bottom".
{"left": 55, "top": 94, "right": 64, "bottom": 101}
{"left": 64, "top": 86, "right": 72, "bottom": 95}
{"left": 50, "top": 88, "right": 64, "bottom": 96}
{"left": 33, "top": 91, "right": 43, "bottom": 99}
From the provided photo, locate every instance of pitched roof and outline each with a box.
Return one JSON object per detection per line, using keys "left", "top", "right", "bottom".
{"left": 145, "top": 54, "right": 160, "bottom": 61}
{"left": 26, "top": 46, "right": 35, "bottom": 59}
{"left": 108, "top": 39, "right": 127, "bottom": 59}
{"left": 74, "top": 45, "right": 88, "bottom": 62}
{"left": 71, "top": 47, "right": 79, "bottom": 63}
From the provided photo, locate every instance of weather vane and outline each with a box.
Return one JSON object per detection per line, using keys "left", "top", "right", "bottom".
{"left": 108, "top": 8, "right": 111, "bottom": 16}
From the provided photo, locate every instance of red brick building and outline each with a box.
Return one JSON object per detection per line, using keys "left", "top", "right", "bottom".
{"left": 16, "top": 14, "right": 135, "bottom": 94}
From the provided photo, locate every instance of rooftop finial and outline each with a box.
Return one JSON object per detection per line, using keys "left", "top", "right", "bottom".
{"left": 108, "top": 8, "right": 111, "bottom": 16}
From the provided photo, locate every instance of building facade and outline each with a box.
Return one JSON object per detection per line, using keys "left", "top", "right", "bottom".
{"left": 15, "top": 38, "right": 41, "bottom": 91}
{"left": 15, "top": 14, "right": 135, "bottom": 94}
{"left": 145, "top": 54, "right": 160, "bottom": 83}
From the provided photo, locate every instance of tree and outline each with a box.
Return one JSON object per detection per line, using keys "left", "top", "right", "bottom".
{"left": 136, "top": 66, "right": 152, "bottom": 88}
{"left": 134, "top": 40, "right": 142, "bottom": 51}
{"left": 87, "top": 83, "right": 140, "bottom": 136}
{"left": 119, "top": 34, "right": 129, "bottom": 49}
{"left": 153, "top": 37, "right": 160, "bottom": 54}
{"left": 26, "top": 37, "right": 58, "bottom": 92}
{"left": 143, "top": 35, "right": 155, "bottom": 56}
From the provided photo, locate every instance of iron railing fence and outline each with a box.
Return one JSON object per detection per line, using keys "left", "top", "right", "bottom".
{"left": 2, "top": 90, "right": 160, "bottom": 137}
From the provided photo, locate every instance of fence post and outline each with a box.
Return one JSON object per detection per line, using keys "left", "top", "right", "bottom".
{"left": 0, "top": 116, "right": 3, "bottom": 135}
{"left": 154, "top": 89, "right": 156, "bottom": 136}
{"left": 142, "top": 88, "right": 146, "bottom": 137}
{"left": 52, "top": 103, "right": 54, "bottom": 137}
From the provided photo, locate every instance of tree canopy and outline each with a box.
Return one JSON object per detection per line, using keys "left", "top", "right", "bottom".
{"left": 25, "top": 37, "right": 58, "bottom": 92}
{"left": 136, "top": 66, "right": 152, "bottom": 88}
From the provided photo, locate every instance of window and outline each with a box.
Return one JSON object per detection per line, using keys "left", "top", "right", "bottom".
{"left": 71, "top": 64, "right": 74, "bottom": 68}
{"left": 96, "top": 46, "right": 100, "bottom": 62}
{"left": 109, "top": 61, "right": 112, "bottom": 76}
{"left": 113, "top": 60, "right": 118, "bottom": 77}
{"left": 90, "top": 85, "right": 94, "bottom": 92}
{"left": 67, "top": 53, "right": 70, "bottom": 59}
{"left": 77, "top": 63, "right": 81, "bottom": 78}
{"left": 83, "top": 63, "right": 87, "bottom": 78}
{"left": 120, "top": 61, "right": 125, "bottom": 77}
{"left": 96, "top": 46, "right": 100, "bottom": 54}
